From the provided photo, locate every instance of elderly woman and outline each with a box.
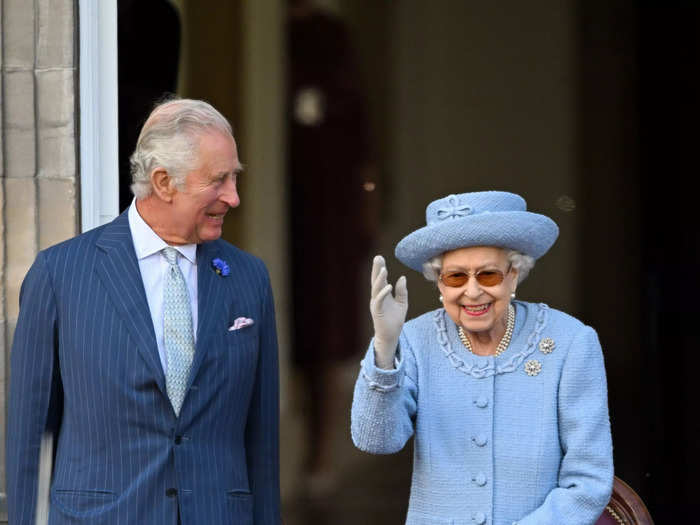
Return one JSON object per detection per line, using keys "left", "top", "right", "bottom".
{"left": 351, "top": 191, "right": 613, "bottom": 525}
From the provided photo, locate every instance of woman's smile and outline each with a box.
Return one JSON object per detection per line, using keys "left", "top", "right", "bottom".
{"left": 461, "top": 302, "right": 492, "bottom": 316}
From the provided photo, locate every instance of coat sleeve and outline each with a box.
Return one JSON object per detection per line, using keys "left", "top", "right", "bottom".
{"left": 6, "top": 252, "right": 62, "bottom": 525}
{"left": 244, "top": 265, "right": 281, "bottom": 524}
{"left": 350, "top": 329, "right": 418, "bottom": 454}
{"left": 515, "top": 326, "right": 614, "bottom": 525}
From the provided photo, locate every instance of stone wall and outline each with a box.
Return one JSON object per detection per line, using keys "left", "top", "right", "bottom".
{"left": 0, "top": 0, "right": 79, "bottom": 520}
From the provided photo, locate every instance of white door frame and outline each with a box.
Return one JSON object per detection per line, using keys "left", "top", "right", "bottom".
{"left": 79, "top": 0, "right": 119, "bottom": 232}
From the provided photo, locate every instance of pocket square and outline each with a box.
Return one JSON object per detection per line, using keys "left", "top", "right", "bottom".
{"left": 228, "top": 317, "right": 254, "bottom": 331}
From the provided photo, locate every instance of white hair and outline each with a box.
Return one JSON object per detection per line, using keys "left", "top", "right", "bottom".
{"left": 129, "top": 98, "right": 233, "bottom": 199}
{"left": 422, "top": 249, "right": 535, "bottom": 284}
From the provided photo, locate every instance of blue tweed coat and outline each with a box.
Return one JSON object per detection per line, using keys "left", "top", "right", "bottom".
{"left": 351, "top": 301, "right": 613, "bottom": 525}
{"left": 6, "top": 211, "right": 280, "bottom": 524}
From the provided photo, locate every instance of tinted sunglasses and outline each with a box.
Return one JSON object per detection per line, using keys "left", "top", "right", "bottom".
{"left": 439, "top": 265, "right": 511, "bottom": 288}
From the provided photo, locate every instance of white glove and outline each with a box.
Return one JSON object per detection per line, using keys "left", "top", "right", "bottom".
{"left": 369, "top": 255, "right": 408, "bottom": 369}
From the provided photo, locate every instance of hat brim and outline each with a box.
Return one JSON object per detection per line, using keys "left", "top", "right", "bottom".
{"left": 394, "top": 211, "right": 559, "bottom": 272}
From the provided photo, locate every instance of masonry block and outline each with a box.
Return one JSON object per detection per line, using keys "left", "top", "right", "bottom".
{"left": 3, "top": 70, "right": 35, "bottom": 178}
{"left": 2, "top": 0, "right": 35, "bottom": 67}
{"left": 4, "top": 178, "right": 37, "bottom": 320}
{"left": 37, "top": 68, "right": 76, "bottom": 178}
{"left": 37, "top": 126, "right": 76, "bottom": 180}
{"left": 36, "top": 0, "right": 75, "bottom": 68}
{"left": 37, "top": 68, "right": 74, "bottom": 127}
{"left": 4, "top": 70, "right": 34, "bottom": 129}
{"left": 38, "top": 177, "right": 77, "bottom": 250}
{"left": 37, "top": 124, "right": 76, "bottom": 179}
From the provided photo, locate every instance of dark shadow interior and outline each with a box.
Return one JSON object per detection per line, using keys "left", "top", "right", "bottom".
{"left": 117, "top": 1, "right": 700, "bottom": 522}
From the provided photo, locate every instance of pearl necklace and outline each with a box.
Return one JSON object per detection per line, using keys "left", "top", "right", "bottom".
{"left": 458, "top": 304, "right": 515, "bottom": 357}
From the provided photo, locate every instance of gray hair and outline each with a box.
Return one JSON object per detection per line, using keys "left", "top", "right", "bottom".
{"left": 129, "top": 98, "right": 233, "bottom": 199}
{"left": 422, "top": 249, "right": 535, "bottom": 284}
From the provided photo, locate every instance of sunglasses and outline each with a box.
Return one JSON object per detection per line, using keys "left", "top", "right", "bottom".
{"left": 439, "top": 265, "right": 511, "bottom": 288}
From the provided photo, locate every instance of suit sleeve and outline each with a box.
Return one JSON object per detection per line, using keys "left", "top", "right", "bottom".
{"left": 6, "top": 252, "right": 61, "bottom": 525}
{"left": 350, "top": 329, "right": 418, "bottom": 454}
{"left": 515, "top": 326, "right": 614, "bottom": 525}
{"left": 244, "top": 265, "right": 280, "bottom": 524}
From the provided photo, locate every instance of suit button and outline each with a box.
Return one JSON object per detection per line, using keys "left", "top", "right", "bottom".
{"left": 474, "top": 472, "right": 487, "bottom": 486}
{"left": 166, "top": 488, "right": 178, "bottom": 497}
{"left": 174, "top": 435, "right": 182, "bottom": 445}
{"left": 472, "top": 434, "right": 488, "bottom": 447}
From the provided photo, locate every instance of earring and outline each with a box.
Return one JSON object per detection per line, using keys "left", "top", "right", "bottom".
{"left": 510, "top": 291, "right": 516, "bottom": 300}
{"left": 439, "top": 295, "right": 443, "bottom": 303}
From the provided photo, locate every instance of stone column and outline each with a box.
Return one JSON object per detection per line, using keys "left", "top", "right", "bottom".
{"left": 1, "top": 0, "right": 79, "bottom": 521}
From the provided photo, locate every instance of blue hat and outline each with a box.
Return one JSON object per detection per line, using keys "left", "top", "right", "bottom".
{"left": 394, "top": 191, "right": 559, "bottom": 272}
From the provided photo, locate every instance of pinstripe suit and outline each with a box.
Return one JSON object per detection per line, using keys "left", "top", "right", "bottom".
{"left": 6, "top": 210, "right": 281, "bottom": 524}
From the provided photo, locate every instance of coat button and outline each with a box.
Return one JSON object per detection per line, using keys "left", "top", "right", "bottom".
{"left": 472, "top": 434, "right": 488, "bottom": 447}
{"left": 473, "top": 511, "right": 486, "bottom": 524}
{"left": 474, "top": 472, "right": 487, "bottom": 486}
{"left": 474, "top": 395, "right": 488, "bottom": 408}
{"left": 174, "top": 435, "right": 182, "bottom": 445}
{"left": 165, "top": 488, "right": 178, "bottom": 497}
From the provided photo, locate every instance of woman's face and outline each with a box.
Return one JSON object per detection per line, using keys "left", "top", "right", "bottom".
{"left": 437, "top": 246, "right": 518, "bottom": 336}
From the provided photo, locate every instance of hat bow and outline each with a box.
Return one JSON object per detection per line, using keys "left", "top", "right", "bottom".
{"left": 436, "top": 195, "right": 473, "bottom": 221}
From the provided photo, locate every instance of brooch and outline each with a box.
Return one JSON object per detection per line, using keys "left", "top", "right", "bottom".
{"left": 524, "top": 359, "right": 542, "bottom": 376}
{"left": 212, "top": 257, "right": 230, "bottom": 276}
{"left": 539, "top": 337, "right": 555, "bottom": 354}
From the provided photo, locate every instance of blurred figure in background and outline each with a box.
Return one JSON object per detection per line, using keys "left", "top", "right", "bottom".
{"left": 287, "top": 0, "right": 379, "bottom": 497}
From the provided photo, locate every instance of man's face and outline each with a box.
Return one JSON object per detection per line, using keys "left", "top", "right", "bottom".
{"left": 168, "top": 131, "right": 241, "bottom": 244}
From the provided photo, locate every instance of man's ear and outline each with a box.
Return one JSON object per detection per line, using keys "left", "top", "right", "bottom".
{"left": 150, "top": 167, "right": 176, "bottom": 202}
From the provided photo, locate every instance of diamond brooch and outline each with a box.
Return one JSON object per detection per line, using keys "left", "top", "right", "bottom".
{"left": 524, "top": 359, "right": 542, "bottom": 376}
{"left": 539, "top": 337, "right": 555, "bottom": 354}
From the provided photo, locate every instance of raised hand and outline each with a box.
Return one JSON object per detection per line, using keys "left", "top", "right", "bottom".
{"left": 369, "top": 255, "right": 408, "bottom": 369}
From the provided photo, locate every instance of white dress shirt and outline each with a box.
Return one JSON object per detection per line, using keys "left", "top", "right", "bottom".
{"left": 128, "top": 200, "right": 198, "bottom": 373}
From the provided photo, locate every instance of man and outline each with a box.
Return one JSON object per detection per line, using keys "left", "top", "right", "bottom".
{"left": 6, "top": 99, "right": 280, "bottom": 524}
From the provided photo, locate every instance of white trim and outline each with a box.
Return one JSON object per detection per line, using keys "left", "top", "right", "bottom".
{"left": 79, "top": 0, "right": 119, "bottom": 232}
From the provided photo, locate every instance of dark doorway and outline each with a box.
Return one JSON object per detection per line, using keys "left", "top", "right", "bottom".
{"left": 637, "top": 4, "right": 700, "bottom": 521}
{"left": 579, "top": 2, "right": 700, "bottom": 521}
{"left": 117, "top": 0, "right": 181, "bottom": 213}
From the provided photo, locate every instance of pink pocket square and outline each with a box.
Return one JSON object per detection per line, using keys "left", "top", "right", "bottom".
{"left": 228, "top": 317, "right": 254, "bottom": 331}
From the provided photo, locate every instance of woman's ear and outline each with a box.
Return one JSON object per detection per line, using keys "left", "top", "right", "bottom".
{"left": 510, "top": 266, "right": 519, "bottom": 291}
{"left": 436, "top": 275, "right": 446, "bottom": 296}
{"left": 150, "top": 167, "right": 176, "bottom": 202}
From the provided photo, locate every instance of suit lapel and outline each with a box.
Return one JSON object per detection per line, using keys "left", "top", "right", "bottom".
{"left": 94, "top": 212, "right": 166, "bottom": 395}
{"left": 189, "top": 241, "right": 227, "bottom": 384}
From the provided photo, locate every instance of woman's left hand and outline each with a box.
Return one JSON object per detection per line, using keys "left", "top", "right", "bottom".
{"left": 369, "top": 255, "right": 408, "bottom": 369}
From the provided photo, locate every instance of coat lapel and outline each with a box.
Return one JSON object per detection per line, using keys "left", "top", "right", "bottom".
{"left": 94, "top": 212, "right": 166, "bottom": 395}
{"left": 188, "top": 241, "right": 228, "bottom": 384}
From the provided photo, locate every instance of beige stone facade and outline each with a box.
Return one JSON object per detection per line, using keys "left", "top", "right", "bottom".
{"left": 1, "top": 0, "right": 79, "bottom": 520}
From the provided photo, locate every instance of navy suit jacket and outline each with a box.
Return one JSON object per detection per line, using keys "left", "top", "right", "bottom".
{"left": 6, "top": 211, "right": 281, "bottom": 524}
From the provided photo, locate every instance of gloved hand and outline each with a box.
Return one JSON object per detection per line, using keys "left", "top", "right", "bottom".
{"left": 370, "top": 255, "right": 408, "bottom": 369}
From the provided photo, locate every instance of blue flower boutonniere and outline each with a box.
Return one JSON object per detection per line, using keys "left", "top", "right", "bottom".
{"left": 212, "top": 257, "right": 230, "bottom": 276}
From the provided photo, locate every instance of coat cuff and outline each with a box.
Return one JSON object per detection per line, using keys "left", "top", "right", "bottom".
{"left": 359, "top": 342, "right": 404, "bottom": 392}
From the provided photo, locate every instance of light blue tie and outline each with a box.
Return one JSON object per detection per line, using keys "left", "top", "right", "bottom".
{"left": 162, "top": 247, "right": 195, "bottom": 416}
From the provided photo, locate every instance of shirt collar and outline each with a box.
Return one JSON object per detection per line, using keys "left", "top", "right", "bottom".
{"left": 128, "top": 198, "right": 197, "bottom": 264}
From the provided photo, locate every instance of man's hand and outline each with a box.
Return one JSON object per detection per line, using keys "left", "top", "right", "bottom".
{"left": 370, "top": 255, "right": 408, "bottom": 369}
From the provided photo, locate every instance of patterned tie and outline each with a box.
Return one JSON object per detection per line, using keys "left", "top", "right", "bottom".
{"left": 162, "top": 247, "right": 195, "bottom": 416}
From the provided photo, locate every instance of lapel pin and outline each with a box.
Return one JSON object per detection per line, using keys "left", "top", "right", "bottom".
{"left": 212, "top": 257, "right": 230, "bottom": 277}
